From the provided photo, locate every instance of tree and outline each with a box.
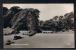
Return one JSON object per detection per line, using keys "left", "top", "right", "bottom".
{"left": 3, "top": 6, "right": 21, "bottom": 28}
{"left": 53, "top": 16, "right": 58, "bottom": 21}
{"left": 3, "top": 7, "right": 8, "bottom": 15}
{"left": 11, "top": 8, "right": 41, "bottom": 36}
{"left": 3, "top": 7, "right": 8, "bottom": 28}
{"left": 10, "top": 6, "right": 22, "bottom": 14}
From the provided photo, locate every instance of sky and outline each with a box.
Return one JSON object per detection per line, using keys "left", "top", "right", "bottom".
{"left": 3, "top": 3, "right": 74, "bottom": 21}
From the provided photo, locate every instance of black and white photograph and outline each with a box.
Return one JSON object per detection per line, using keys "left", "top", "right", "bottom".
{"left": 3, "top": 3, "right": 74, "bottom": 48}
